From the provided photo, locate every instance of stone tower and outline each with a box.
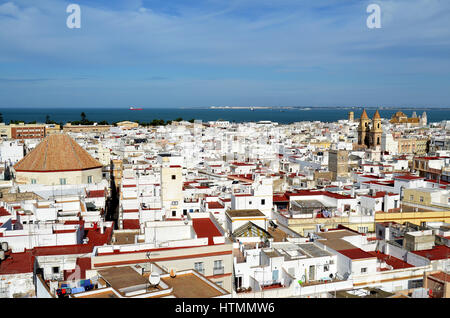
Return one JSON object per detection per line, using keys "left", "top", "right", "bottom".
{"left": 358, "top": 109, "right": 371, "bottom": 148}
{"left": 370, "top": 110, "right": 382, "bottom": 148}
{"left": 421, "top": 111, "right": 427, "bottom": 126}
{"left": 328, "top": 149, "right": 349, "bottom": 180}
{"left": 348, "top": 111, "right": 354, "bottom": 122}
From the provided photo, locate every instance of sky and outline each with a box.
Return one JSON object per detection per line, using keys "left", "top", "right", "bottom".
{"left": 0, "top": 0, "right": 449, "bottom": 108}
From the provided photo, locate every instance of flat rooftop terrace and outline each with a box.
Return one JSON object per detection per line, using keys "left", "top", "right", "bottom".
{"left": 316, "top": 229, "right": 359, "bottom": 240}
{"left": 161, "top": 273, "right": 225, "bottom": 298}
{"left": 74, "top": 289, "right": 119, "bottom": 298}
{"left": 97, "top": 266, "right": 159, "bottom": 293}
{"left": 226, "top": 209, "right": 265, "bottom": 218}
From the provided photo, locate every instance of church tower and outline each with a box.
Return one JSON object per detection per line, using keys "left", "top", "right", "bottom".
{"left": 370, "top": 110, "right": 382, "bottom": 148}
{"left": 420, "top": 111, "right": 427, "bottom": 126}
{"left": 358, "top": 109, "right": 371, "bottom": 147}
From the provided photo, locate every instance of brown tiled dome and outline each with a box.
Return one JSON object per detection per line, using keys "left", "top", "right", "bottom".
{"left": 14, "top": 134, "right": 102, "bottom": 172}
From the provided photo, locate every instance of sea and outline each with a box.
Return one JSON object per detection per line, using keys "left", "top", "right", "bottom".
{"left": 0, "top": 107, "right": 449, "bottom": 125}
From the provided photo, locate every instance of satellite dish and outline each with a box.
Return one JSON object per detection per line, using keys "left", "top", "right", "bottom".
{"left": 149, "top": 272, "right": 160, "bottom": 286}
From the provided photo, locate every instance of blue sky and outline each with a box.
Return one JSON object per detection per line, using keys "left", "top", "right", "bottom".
{"left": 0, "top": 0, "right": 449, "bottom": 108}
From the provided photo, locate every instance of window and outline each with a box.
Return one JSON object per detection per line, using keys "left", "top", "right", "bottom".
{"left": 31, "top": 179, "right": 36, "bottom": 184}
{"left": 420, "top": 196, "right": 424, "bottom": 202}
{"left": 59, "top": 178, "right": 66, "bottom": 185}
{"left": 171, "top": 175, "right": 176, "bottom": 180}
{"left": 183, "top": 209, "right": 187, "bottom": 216}
{"left": 194, "top": 262, "right": 204, "bottom": 274}
{"left": 248, "top": 201, "right": 252, "bottom": 205}
{"left": 213, "top": 262, "right": 224, "bottom": 276}
{"left": 171, "top": 201, "right": 178, "bottom": 206}
{"left": 214, "top": 260, "right": 223, "bottom": 269}
{"left": 172, "top": 210, "right": 176, "bottom": 217}
{"left": 358, "top": 227, "right": 368, "bottom": 234}
{"left": 87, "top": 175, "right": 93, "bottom": 184}
{"left": 410, "top": 195, "right": 414, "bottom": 201}
{"left": 361, "top": 267, "right": 367, "bottom": 274}
{"left": 52, "top": 267, "right": 60, "bottom": 274}
{"left": 261, "top": 199, "right": 265, "bottom": 205}
{"left": 324, "top": 264, "right": 329, "bottom": 272}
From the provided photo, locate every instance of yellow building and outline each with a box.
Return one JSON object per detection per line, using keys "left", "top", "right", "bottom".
{"left": 397, "top": 138, "right": 428, "bottom": 155}
{"left": 45, "top": 124, "right": 61, "bottom": 135}
{"left": 310, "top": 141, "right": 331, "bottom": 150}
{"left": 63, "top": 123, "right": 111, "bottom": 133}
{"left": 375, "top": 211, "right": 450, "bottom": 226}
{"left": 111, "top": 159, "right": 123, "bottom": 187}
{"left": 115, "top": 121, "right": 139, "bottom": 130}
{"left": 0, "top": 123, "right": 47, "bottom": 139}
{"left": 402, "top": 188, "right": 449, "bottom": 210}
{"left": 390, "top": 111, "right": 428, "bottom": 126}
{"left": 0, "top": 123, "right": 9, "bottom": 138}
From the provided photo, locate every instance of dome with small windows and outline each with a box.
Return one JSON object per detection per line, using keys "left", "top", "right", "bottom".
{"left": 13, "top": 134, "right": 103, "bottom": 185}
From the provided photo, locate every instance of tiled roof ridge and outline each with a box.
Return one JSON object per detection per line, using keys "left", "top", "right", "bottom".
{"left": 69, "top": 136, "right": 82, "bottom": 170}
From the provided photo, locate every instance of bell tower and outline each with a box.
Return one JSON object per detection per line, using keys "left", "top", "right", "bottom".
{"left": 370, "top": 110, "right": 382, "bottom": 148}
{"left": 358, "top": 109, "right": 371, "bottom": 147}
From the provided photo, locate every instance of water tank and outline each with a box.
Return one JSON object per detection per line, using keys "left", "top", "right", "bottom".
{"left": 0, "top": 250, "right": 5, "bottom": 261}
{"left": 1, "top": 242, "right": 8, "bottom": 251}
{"left": 149, "top": 272, "right": 161, "bottom": 286}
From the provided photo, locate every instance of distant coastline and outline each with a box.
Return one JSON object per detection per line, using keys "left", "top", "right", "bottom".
{"left": 0, "top": 107, "right": 448, "bottom": 125}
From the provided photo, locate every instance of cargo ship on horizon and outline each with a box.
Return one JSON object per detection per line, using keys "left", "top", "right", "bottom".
{"left": 129, "top": 106, "right": 143, "bottom": 110}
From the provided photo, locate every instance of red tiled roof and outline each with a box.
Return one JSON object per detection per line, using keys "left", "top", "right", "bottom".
{"left": 34, "top": 244, "right": 93, "bottom": 256}
{"left": 339, "top": 248, "right": 377, "bottom": 260}
{"left": 429, "top": 272, "right": 450, "bottom": 283}
{"left": 367, "top": 251, "right": 414, "bottom": 269}
{"left": 395, "top": 174, "right": 423, "bottom": 180}
{"left": 426, "top": 179, "right": 450, "bottom": 185}
{"left": 361, "top": 191, "right": 397, "bottom": 199}
{"left": 415, "top": 156, "right": 449, "bottom": 160}
{"left": 87, "top": 190, "right": 105, "bottom": 198}
{"left": 412, "top": 245, "right": 450, "bottom": 261}
{"left": 273, "top": 194, "right": 289, "bottom": 202}
{"left": 123, "top": 209, "right": 139, "bottom": 213}
{"left": 207, "top": 202, "right": 224, "bottom": 209}
{"left": 0, "top": 250, "right": 35, "bottom": 274}
{"left": 0, "top": 207, "right": 10, "bottom": 217}
{"left": 123, "top": 219, "right": 140, "bottom": 230}
{"left": 231, "top": 162, "right": 255, "bottom": 166}
{"left": 64, "top": 257, "right": 91, "bottom": 280}
{"left": 192, "top": 218, "right": 222, "bottom": 245}
{"left": 53, "top": 229, "right": 77, "bottom": 234}
{"left": 14, "top": 134, "right": 102, "bottom": 172}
